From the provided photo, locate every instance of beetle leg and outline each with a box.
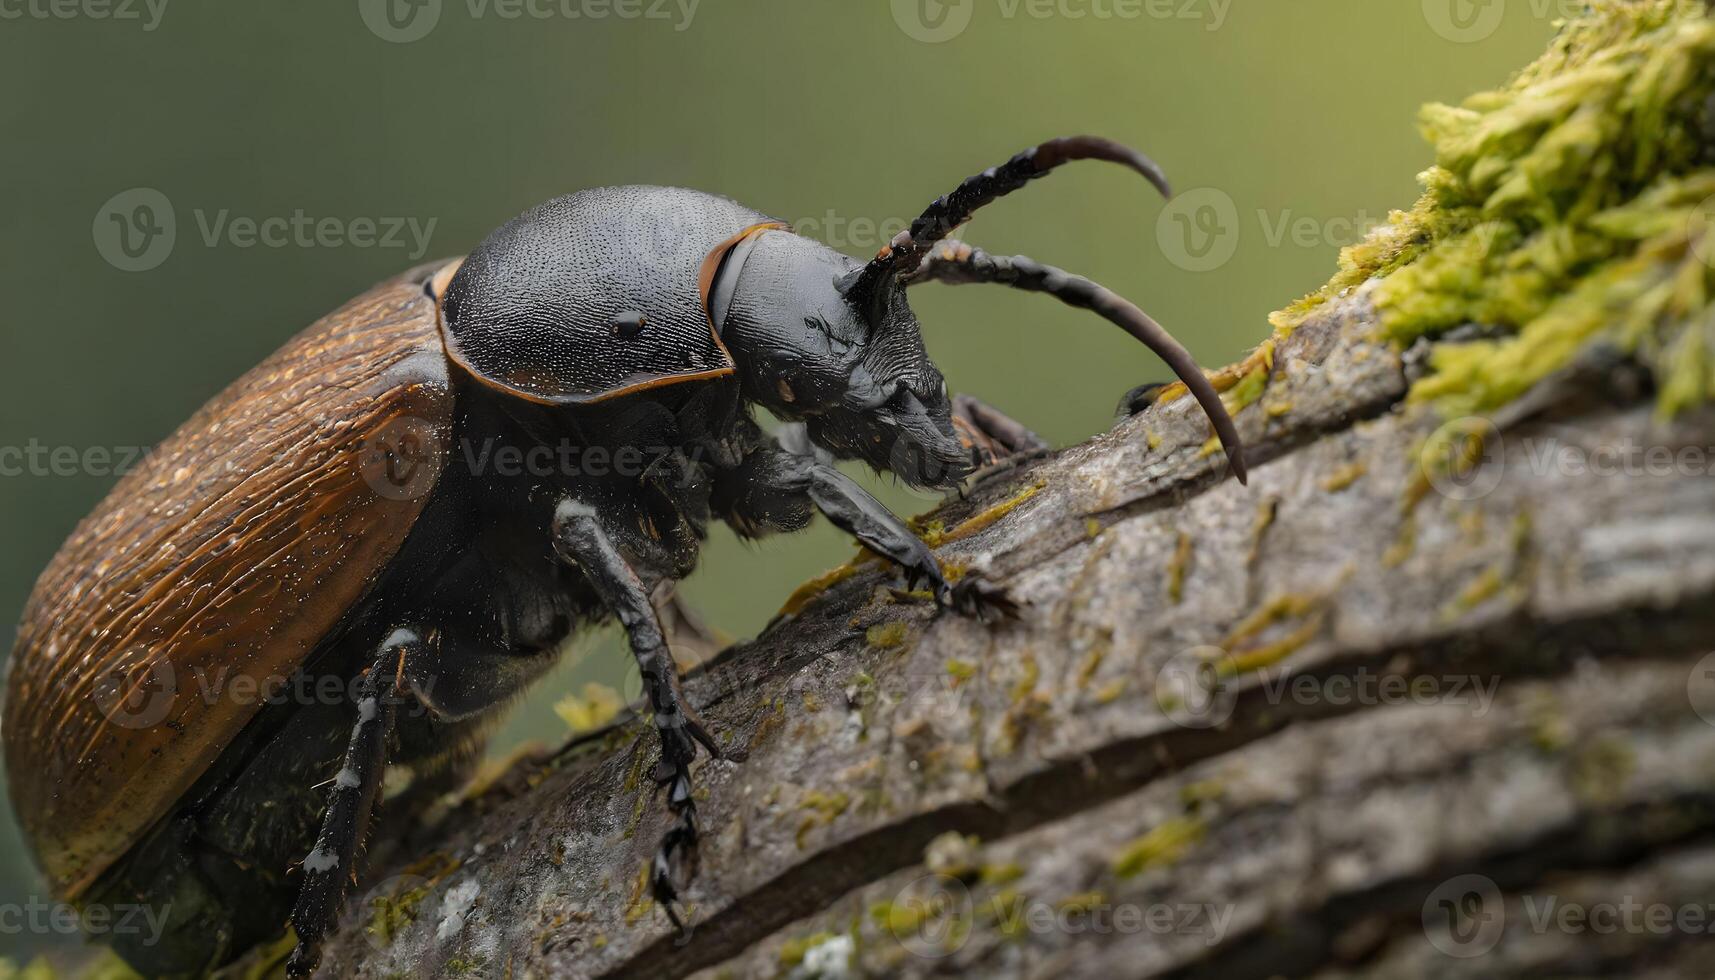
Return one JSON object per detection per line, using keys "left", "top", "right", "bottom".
{"left": 720, "top": 449, "right": 1018, "bottom": 621}
{"left": 550, "top": 499, "right": 731, "bottom": 936}
{"left": 951, "top": 393, "right": 1050, "bottom": 466}
{"left": 286, "top": 627, "right": 422, "bottom": 979}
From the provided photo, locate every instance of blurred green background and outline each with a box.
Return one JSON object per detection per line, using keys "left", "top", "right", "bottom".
{"left": 0, "top": 0, "right": 1552, "bottom": 965}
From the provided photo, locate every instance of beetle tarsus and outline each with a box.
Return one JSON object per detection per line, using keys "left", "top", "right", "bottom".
{"left": 951, "top": 392, "right": 1049, "bottom": 468}
{"left": 650, "top": 766, "right": 701, "bottom": 944}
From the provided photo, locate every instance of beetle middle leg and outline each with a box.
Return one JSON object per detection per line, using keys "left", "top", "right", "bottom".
{"left": 286, "top": 627, "right": 422, "bottom": 978}
{"left": 550, "top": 498, "right": 729, "bottom": 933}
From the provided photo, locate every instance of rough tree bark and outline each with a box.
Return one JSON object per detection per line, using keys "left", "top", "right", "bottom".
{"left": 313, "top": 286, "right": 1715, "bottom": 979}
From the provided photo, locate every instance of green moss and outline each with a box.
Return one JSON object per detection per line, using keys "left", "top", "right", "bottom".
{"left": 865, "top": 621, "right": 911, "bottom": 650}
{"left": 443, "top": 956, "right": 486, "bottom": 977}
{"left": 1273, "top": 1, "right": 1715, "bottom": 417}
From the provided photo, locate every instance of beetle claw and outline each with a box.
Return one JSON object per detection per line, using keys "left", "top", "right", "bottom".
{"left": 937, "top": 575, "right": 1021, "bottom": 622}
{"left": 650, "top": 765, "right": 701, "bottom": 944}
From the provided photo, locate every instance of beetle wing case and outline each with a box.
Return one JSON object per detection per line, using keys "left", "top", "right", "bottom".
{"left": 2, "top": 272, "right": 453, "bottom": 899}
{"left": 439, "top": 185, "right": 780, "bottom": 403}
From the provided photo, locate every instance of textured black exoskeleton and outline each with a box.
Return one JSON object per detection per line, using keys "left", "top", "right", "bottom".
{"left": 7, "top": 136, "right": 1245, "bottom": 978}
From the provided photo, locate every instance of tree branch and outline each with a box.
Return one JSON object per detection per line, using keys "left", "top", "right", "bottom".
{"left": 311, "top": 285, "right": 1715, "bottom": 979}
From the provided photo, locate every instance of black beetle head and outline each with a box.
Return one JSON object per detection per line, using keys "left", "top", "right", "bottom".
{"left": 718, "top": 232, "right": 970, "bottom": 489}
{"left": 719, "top": 135, "right": 1254, "bottom": 492}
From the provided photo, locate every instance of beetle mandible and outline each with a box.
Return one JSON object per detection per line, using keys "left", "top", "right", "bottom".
{"left": 3, "top": 135, "right": 1246, "bottom": 976}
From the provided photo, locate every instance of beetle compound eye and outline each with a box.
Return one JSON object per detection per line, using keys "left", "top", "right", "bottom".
{"left": 611, "top": 311, "right": 648, "bottom": 339}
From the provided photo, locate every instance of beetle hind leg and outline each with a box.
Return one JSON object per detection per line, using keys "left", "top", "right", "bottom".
{"left": 286, "top": 628, "right": 423, "bottom": 978}
{"left": 551, "top": 498, "right": 735, "bottom": 936}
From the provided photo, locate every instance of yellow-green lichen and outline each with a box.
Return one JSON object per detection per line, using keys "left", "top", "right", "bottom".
{"left": 1166, "top": 532, "right": 1194, "bottom": 604}
{"left": 1112, "top": 817, "right": 1207, "bottom": 878}
{"left": 1445, "top": 565, "right": 1508, "bottom": 618}
{"left": 1223, "top": 593, "right": 1322, "bottom": 649}
{"left": 795, "top": 790, "right": 852, "bottom": 848}
{"left": 1319, "top": 460, "right": 1368, "bottom": 493}
{"left": 944, "top": 658, "right": 977, "bottom": 684}
{"left": 1571, "top": 734, "right": 1638, "bottom": 802}
{"left": 777, "top": 931, "right": 838, "bottom": 969}
{"left": 866, "top": 621, "right": 911, "bottom": 651}
{"left": 367, "top": 853, "right": 462, "bottom": 948}
{"left": 623, "top": 863, "right": 655, "bottom": 926}
{"left": 923, "top": 479, "right": 1047, "bottom": 548}
{"left": 979, "top": 861, "right": 1026, "bottom": 886}
{"left": 1010, "top": 656, "right": 1041, "bottom": 705}
{"left": 1274, "top": 1, "right": 1715, "bottom": 419}
{"left": 1247, "top": 496, "right": 1279, "bottom": 567}
{"left": 1094, "top": 678, "right": 1127, "bottom": 704}
{"left": 553, "top": 682, "right": 624, "bottom": 734}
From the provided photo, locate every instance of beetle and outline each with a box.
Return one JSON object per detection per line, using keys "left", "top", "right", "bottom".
{"left": 3, "top": 135, "right": 1245, "bottom": 977}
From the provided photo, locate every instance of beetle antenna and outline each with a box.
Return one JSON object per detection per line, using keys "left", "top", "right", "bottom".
{"left": 905, "top": 240, "right": 1248, "bottom": 485}
{"left": 839, "top": 136, "right": 1171, "bottom": 306}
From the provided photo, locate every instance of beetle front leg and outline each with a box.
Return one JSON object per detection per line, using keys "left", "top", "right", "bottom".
{"left": 286, "top": 627, "right": 422, "bottom": 978}
{"left": 724, "top": 450, "right": 1016, "bottom": 619}
{"left": 550, "top": 499, "right": 728, "bottom": 934}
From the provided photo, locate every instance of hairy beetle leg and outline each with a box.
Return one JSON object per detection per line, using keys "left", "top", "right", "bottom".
{"left": 553, "top": 499, "right": 738, "bottom": 937}
{"left": 286, "top": 628, "right": 424, "bottom": 979}
{"left": 951, "top": 393, "right": 1048, "bottom": 468}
